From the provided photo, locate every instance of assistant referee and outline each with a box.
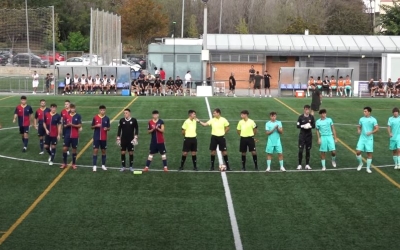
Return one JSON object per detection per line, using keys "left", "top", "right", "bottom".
{"left": 179, "top": 110, "right": 198, "bottom": 171}
{"left": 237, "top": 110, "right": 258, "bottom": 171}
{"left": 198, "top": 108, "right": 231, "bottom": 171}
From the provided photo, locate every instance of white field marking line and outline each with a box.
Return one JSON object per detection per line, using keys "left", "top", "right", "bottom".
{"left": 204, "top": 97, "right": 243, "bottom": 250}
{"left": 0, "top": 154, "right": 394, "bottom": 173}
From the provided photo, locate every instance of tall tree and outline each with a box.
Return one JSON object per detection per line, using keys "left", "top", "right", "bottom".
{"left": 380, "top": 0, "right": 400, "bottom": 35}
{"left": 235, "top": 18, "right": 249, "bottom": 34}
{"left": 187, "top": 14, "right": 199, "bottom": 38}
{"left": 119, "top": 0, "right": 169, "bottom": 53}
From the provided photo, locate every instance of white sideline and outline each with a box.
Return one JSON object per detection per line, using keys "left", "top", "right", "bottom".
{"left": 204, "top": 97, "right": 243, "bottom": 250}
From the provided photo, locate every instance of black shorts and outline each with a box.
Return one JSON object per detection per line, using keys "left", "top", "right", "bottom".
{"left": 121, "top": 140, "right": 134, "bottom": 152}
{"left": 229, "top": 84, "right": 235, "bottom": 90}
{"left": 240, "top": 137, "right": 256, "bottom": 152}
{"left": 265, "top": 82, "right": 270, "bottom": 88}
{"left": 176, "top": 84, "right": 182, "bottom": 89}
{"left": 93, "top": 140, "right": 107, "bottom": 150}
{"left": 37, "top": 124, "right": 46, "bottom": 137}
{"left": 19, "top": 126, "right": 29, "bottom": 134}
{"left": 254, "top": 83, "right": 261, "bottom": 89}
{"left": 150, "top": 143, "right": 166, "bottom": 154}
{"left": 249, "top": 76, "right": 255, "bottom": 82}
{"left": 209, "top": 135, "right": 227, "bottom": 151}
{"left": 155, "top": 84, "right": 161, "bottom": 88}
{"left": 298, "top": 134, "right": 312, "bottom": 149}
{"left": 45, "top": 135, "right": 58, "bottom": 146}
{"left": 311, "top": 103, "right": 320, "bottom": 111}
{"left": 182, "top": 137, "right": 197, "bottom": 152}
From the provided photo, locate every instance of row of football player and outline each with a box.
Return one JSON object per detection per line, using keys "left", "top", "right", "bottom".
{"left": 307, "top": 75, "right": 352, "bottom": 97}
{"left": 368, "top": 78, "right": 400, "bottom": 98}
{"left": 62, "top": 73, "right": 118, "bottom": 95}
{"left": 130, "top": 77, "right": 190, "bottom": 96}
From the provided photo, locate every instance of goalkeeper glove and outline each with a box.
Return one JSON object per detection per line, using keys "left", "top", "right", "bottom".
{"left": 116, "top": 137, "right": 121, "bottom": 146}
{"left": 132, "top": 138, "right": 138, "bottom": 146}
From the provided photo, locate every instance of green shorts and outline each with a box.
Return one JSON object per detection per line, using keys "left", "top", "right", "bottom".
{"left": 345, "top": 86, "right": 351, "bottom": 90}
{"left": 330, "top": 86, "right": 337, "bottom": 89}
{"left": 320, "top": 136, "right": 336, "bottom": 152}
{"left": 389, "top": 139, "right": 400, "bottom": 150}
{"left": 317, "top": 85, "right": 322, "bottom": 89}
{"left": 356, "top": 139, "right": 373, "bottom": 153}
{"left": 266, "top": 144, "right": 282, "bottom": 154}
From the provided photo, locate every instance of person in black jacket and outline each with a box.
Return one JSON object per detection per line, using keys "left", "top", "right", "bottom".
{"left": 117, "top": 108, "right": 139, "bottom": 172}
{"left": 296, "top": 105, "right": 316, "bottom": 170}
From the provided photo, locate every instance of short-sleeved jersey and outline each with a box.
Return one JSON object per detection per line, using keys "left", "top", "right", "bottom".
{"left": 44, "top": 112, "right": 61, "bottom": 137}
{"left": 117, "top": 117, "right": 139, "bottom": 141}
{"left": 388, "top": 116, "right": 400, "bottom": 140}
{"left": 61, "top": 109, "right": 70, "bottom": 123}
{"left": 64, "top": 113, "right": 82, "bottom": 138}
{"left": 330, "top": 79, "right": 337, "bottom": 87}
{"left": 316, "top": 118, "right": 334, "bottom": 136}
{"left": 15, "top": 104, "right": 33, "bottom": 127}
{"left": 265, "top": 120, "right": 282, "bottom": 146}
{"left": 297, "top": 114, "right": 315, "bottom": 135}
{"left": 311, "top": 89, "right": 321, "bottom": 105}
{"left": 249, "top": 69, "right": 255, "bottom": 76}
{"left": 35, "top": 107, "right": 51, "bottom": 124}
{"left": 254, "top": 75, "right": 263, "bottom": 85}
{"left": 237, "top": 118, "right": 257, "bottom": 137}
{"left": 175, "top": 79, "right": 183, "bottom": 86}
{"left": 359, "top": 116, "right": 378, "bottom": 140}
{"left": 92, "top": 115, "right": 110, "bottom": 141}
{"left": 387, "top": 81, "right": 394, "bottom": 88}
{"left": 148, "top": 119, "right": 165, "bottom": 143}
{"left": 160, "top": 70, "right": 166, "bottom": 80}
{"left": 182, "top": 118, "right": 197, "bottom": 137}
{"left": 207, "top": 117, "right": 229, "bottom": 136}
{"left": 166, "top": 80, "right": 174, "bottom": 86}
{"left": 229, "top": 76, "right": 236, "bottom": 85}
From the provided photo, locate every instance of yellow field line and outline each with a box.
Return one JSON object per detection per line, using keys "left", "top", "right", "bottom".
{"left": 274, "top": 98, "right": 400, "bottom": 189}
{"left": 0, "top": 96, "right": 14, "bottom": 102}
{"left": 0, "top": 96, "right": 139, "bottom": 246}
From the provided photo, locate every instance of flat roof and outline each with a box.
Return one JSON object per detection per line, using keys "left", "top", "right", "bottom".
{"left": 205, "top": 34, "right": 400, "bottom": 55}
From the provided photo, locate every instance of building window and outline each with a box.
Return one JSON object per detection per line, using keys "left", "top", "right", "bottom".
{"left": 272, "top": 56, "right": 288, "bottom": 63}
{"left": 211, "top": 54, "right": 220, "bottom": 62}
{"left": 240, "top": 55, "right": 249, "bottom": 62}
{"left": 163, "top": 55, "right": 174, "bottom": 62}
{"left": 249, "top": 55, "right": 258, "bottom": 62}
{"left": 230, "top": 54, "right": 239, "bottom": 62}
{"left": 177, "top": 55, "right": 187, "bottom": 62}
{"left": 189, "top": 55, "right": 200, "bottom": 62}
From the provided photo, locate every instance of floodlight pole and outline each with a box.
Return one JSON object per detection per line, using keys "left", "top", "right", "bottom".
{"left": 51, "top": 6, "right": 55, "bottom": 95}
{"left": 90, "top": 7, "right": 93, "bottom": 65}
{"left": 202, "top": 2, "right": 208, "bottom": 85}
{"left": 25, "top": 0, "right": 31, "bottom": 68}
{"left": 173, "top": 22, "right": 176, "bottom": 80}
{"left": 181, "top": 0, "right": 185, "bottom": 38}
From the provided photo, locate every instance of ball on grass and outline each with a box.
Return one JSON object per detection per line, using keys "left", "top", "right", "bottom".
{"left": 219, "top": 164, "right": 226, "bottom": 172}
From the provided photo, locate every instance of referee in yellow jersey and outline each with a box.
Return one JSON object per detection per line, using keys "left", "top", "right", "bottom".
{"left": 198, "top": 108, "right": 231, "bottom": 171}
{"left": 237, "top": 110, "right": 258, "bottom": 171}
{"left": 179, "top": 110, "right": 198, "bottom": 171}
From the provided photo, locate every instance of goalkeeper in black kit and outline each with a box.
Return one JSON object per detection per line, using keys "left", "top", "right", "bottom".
{"left": 296, "top": 105, "right": 315, "bottom": 170}
{"left": 117, "top": 108, "right": 139, "bottom": 172}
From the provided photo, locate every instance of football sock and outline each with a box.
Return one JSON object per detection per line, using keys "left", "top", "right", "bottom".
{"left": 211, "top": 155, "right": 215, "bottom": 169}
{"left": 397, "top": 156, "right": 400, "bottom": 166}
{"left": 267, "top": 160, "right": 271, "bottom": 168}
{"left": 51, "top": 148, "right": 56, "bottom": 161}
{"left": 279, "top": 160, "right": 284, "bottom": 168}
{"left": 321, "top": 159, "right": 326, "bottom": 168}
{"left": 332, "top": 156, "right": 336, "bottom": 162}
{"left": 241, "top": 155, "right": 246, "bottom": 168}
{"left": 252, "top": 155, "right": 258, "bottom": 168}
{"left": 181, "top": 155, "right": 187, "bottom": 168}
{"left": 298, "top": 149, "right": 303, "bottom": 165}
{"left": 162, "top": 159, "right": 168, "bottom": 167}
{"left": 46, "top": 148, "right": 51, "bottom": 155}
{"left": 223, "top": 155, "right": 230, "bottom": 169}
{"left": 72, "top": 153, "right": 77, "bottom": 164}
{"left": 63, "top": 152, "right": 67, "bottom": 164}
{"left": 366, "top": 158, "right": 372, "bottom": 170}
{"left": 192, "top": 155, "right": 197, "bottom": 168}
{"left": 39, "top": 139, "right": 44, "bottom": 151}
{"left": 145, "top": 159, "right": 152, "bottom": 167}
{"left": 393, "top": 156, "right": 398, "bottom": 165}
{"left": 121, "top": 154, "right": 126, "bottom": 167}
{"left": 92, "top": 155, "right": 98, "bottom": 166}
{"left": 305, "top": 150, "right": 310, "bottom": 164}
{"left": 101, "top": 155, "right": 106, "bottom": 165}
{"left": 129, "top": 154, "right": 134, "bottom": 167}
{"left": 23, "top": 138, "right": 28, "bottom": 148}
{"left": 356, "top": 155, "right": 362, "bottom": 165}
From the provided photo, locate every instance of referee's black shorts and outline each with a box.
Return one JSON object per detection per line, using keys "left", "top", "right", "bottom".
{"left": 121, "top": 140, "right": 134, "bottom": 152}
{"left": 209, "top": 135, "right": 227, "bottom": 151}
{"left": 298, "top": 133, "right": 312, "bottom": 149}
{"left": 182, "top": 137, "right": 197, "bottom": 152}
{"left": 240, "top": 136, "right": 256, "bottom": 152}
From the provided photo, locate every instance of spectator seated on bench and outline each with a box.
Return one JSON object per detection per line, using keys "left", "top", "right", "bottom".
{"left": 306, "top": 76, "right": 315, "bottom": 97}
{"left": 343, "top": 75, "right": 352, "bottom": 97}
{"left": 329, "top": 76, "right": 338, "bottom": 97}
{"left": 372, "top": 79, "right": 387, "bottom": 97}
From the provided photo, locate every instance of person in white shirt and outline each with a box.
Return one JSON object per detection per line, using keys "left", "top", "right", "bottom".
{"left": 101, "top": 75, "right": 108, "bottom": 94}
{"left": 184, "top": 71, "right": 192, "bottom": 96}
{"left": 63, "top": 73, "right": 71, "bottom": 95}
{"left": 94, "top": 74, "right": 102, "bottom": 94}
{"left": 86, "top": 75, "right": 94, "bottom": 94}
{"left": 107, "top": 75, "right": 117, "bottom": 94}
{"left": 73, "top": 74, "right": 80, "bottom": 94}
{"left": 154, "top": 67, "right": 160, "bottom": 78}
{"left": 32, "top": 71, "right": 39, "bottom": 94}
{"left": 79, "top": 74, "right": 87, "bottom": 94}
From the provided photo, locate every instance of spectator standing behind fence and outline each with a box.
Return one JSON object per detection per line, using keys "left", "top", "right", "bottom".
{"left": 154, "top": 67, "right": 160, "bottom": 78}
{"left": 32, "top": 71, "right": 39, "bottom": 94}
{"left": 45, "top": 74, "right": 51, "bottom": 95}
{"left": 264, "top": 70, "right": 272, "bottom": 98}
{"left": 226, "top": 73, "right": 236, "bottom": 97}
{"left": 253, "top": 71, "right": 263, "bottom": 98}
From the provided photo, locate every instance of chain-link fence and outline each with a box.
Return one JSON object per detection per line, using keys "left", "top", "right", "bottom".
{"left": 0, "top": 7, "right": 54, "bottom": 68}
{"left": 90, "top": 8, "right": 122, "bottom": 66}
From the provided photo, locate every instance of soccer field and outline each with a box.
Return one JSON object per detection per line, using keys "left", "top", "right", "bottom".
{"left": 0, "top": 95, "right": 400, "bottom": 250}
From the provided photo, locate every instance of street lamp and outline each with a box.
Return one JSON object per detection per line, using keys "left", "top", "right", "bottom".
{"left": 173, "top": 22, "right": 176, "bottom": 81}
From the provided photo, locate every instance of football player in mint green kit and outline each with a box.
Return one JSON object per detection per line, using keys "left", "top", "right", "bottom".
{"left": 316, "top": 109, "right": 338, "bottom": 170}
{"left": 265, "top": 112, "right": 285, "bottom": 172}
{"left": 387, "top": 107, "right": 400, "bottom": 169}
{"left": 356, "top": 107, "right": 379, "bottom": 173}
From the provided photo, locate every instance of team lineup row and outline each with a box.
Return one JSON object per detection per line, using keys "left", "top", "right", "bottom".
{"left": 10, "top": 96, "right": 400, "bottom": 173}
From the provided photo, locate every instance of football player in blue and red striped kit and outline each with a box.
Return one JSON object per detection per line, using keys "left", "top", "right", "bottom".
{"left": 91, "top": 105, "right": 110, "bottom": 172}
{"left": 13, "top": 96, "right": 33, "bottom": 152}
{"left": 144, "top": 110, "right": 168, "bottom": 172}
{"left": 61, "top": 103, "right": 82, "bottom": 170}
{"left": 61, "top": 100, "right": 71, "bottom": 155}
{"left": 34, "top": 99, "right": 50, "bottom": 154}
{"left": 43, "top": 104, "right": 62, "bottom": 166}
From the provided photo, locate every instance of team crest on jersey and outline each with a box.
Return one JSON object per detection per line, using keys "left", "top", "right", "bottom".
{"left": 130, "top": 121, "right": 132, "bottom": 124}
{"left": 123, "top": 122, "right": 125, "bottom": 124}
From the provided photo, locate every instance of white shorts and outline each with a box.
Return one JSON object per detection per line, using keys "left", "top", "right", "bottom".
{"left": 32, "top": 81, "right": 39, "bottom": 88}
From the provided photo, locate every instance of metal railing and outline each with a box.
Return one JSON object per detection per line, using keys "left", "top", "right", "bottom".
{"left": 0, "top": 76, "right": 51, "bottom": 93}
